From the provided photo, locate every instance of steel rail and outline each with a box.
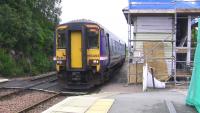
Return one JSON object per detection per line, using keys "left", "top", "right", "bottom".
{"left": 17, "top": 93, "right": 61, "bottom": 113}
{"left": 29, "top": 72, "right": 56, "bottom": 81}
{"left": 0, "top": 78, "right": 57, "bottom": 99}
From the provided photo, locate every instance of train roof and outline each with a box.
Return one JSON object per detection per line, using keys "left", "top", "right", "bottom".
{"left": 58, "top": 19, "right": 126, "bottom": 44}
{"left": 59, "top": 19, "right": 101, "bottom": 27}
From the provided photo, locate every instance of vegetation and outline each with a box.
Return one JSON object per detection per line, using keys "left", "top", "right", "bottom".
{"left": 191, "top": 27, "right": 198, "bottom": 61}
{"left": 192, "top": 28, "right": 197, "bottom": 47}
{"left": 0, "top": 0, "right": 62, "bottom": 77}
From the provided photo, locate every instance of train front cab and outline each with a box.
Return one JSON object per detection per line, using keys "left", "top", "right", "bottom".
{"left": 55, "top": 23, "right": 102, "bottom": 89}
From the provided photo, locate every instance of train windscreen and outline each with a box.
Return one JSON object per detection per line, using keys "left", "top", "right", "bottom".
{"left": 87, "top": 28, "right": 99, "bottom": 49}
{"left": 57, "top": 30, "right": 66, "bottom": 49}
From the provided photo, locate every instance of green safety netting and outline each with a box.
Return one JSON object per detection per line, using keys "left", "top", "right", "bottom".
{"left": 186, "top": 18, "right": 200, "bottom": 113}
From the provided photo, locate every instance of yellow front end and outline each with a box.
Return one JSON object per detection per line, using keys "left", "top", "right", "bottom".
{"left": 87, "top": 49, "right": 100, "bottom": 72}
{"left": 56, "top": 49, "right": 66, "bottom": 71}
{"left": 70, "top": 31, "right": 83, "bottom": 69}
{"left": 55, "top": 23, "right": 102, "bottom": 89}
{"left": 55, "top": 25, "right": 67, "bottom": 72}
{"left": 86, "top": 24, "right": 100, "bottom": 72}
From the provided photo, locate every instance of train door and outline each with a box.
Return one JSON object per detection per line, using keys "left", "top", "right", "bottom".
{"left": 70, "top": 31, "right": 82, "bottom": 68}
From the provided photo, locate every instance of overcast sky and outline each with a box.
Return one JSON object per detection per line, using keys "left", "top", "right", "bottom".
{"left": 60, "top": 0, "right": 128, "bottom": 43}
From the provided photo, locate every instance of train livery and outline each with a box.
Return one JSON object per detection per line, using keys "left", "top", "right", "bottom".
{"left": 54, "top": 19, "right": 126, "bottom": 89}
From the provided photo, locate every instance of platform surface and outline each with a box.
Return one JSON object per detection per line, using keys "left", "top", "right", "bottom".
{"left": 42, "top": 92, "right": 117, "bottom": 113}
{"left": 43, "top": 89, "right": 197, "bottom": 113}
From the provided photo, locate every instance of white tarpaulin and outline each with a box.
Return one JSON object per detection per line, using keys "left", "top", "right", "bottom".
{"left": 143, "top": 63, "right": 166, "bottom": 91}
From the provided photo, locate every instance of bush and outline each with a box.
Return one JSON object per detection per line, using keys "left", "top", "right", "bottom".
{"left": 31, "top": 52, "right": 54, "bottom": 75}
{"left": 0, "top": 49, "right": 54, "bottom": 77}
{"left": 17, "top": 57, "right": 31, "bottom": 74}
{"left": 0, "top": 1, "right": 59, "bottom": 77}
{"left": 0, "top": 49, "right": 23, "bottom": 76}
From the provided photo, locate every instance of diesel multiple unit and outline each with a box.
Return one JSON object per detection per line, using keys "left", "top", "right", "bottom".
{"left": 54, "top": 20, "right": 126, "bottom": 89}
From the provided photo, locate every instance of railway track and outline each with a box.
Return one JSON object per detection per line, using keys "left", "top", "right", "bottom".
{"left": 17, "top": 92, "right": 61, "bottom": 113}
{"left": 0, "top": 75, "right": 57, "bottom": 100}
{"left": 0, "top": 89, "right": 63, "bottom": 113}
{"left": 29, "top": 72, "right": 56, "bottom": 81}
{"left": 0, "top": 73, "right": 99, "bottom": 113}
{"left": 0, "top": 87, "right": 94, "bottom": 113}
{"left": 0, "top": 71, "right": 93, "bottom": 99}
{"left": 0, "top": 67, "right": 121, "bottom": 113}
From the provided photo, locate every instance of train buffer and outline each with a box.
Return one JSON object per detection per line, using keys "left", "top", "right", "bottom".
{"left": 42, "top": 90, "right": 196, "bottom": 113}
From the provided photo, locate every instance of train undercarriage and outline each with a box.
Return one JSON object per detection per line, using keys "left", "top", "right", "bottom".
{"left": 57, "top": 60, "right": 124, "bottom": 89}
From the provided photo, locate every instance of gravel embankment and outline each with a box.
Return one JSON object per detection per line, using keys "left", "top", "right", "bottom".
{"left": 27, "top": 96, "right": 66, "bottom": 113}
{"left": 0, "top": 89, "right": 19, "bottom": 97}
{"left": 0, "top": 90, "right": 55, "bottom": 113}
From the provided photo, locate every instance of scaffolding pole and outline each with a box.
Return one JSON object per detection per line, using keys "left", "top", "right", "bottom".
{"left": 173, "top": 12, "right": 177, "bottom": 85}
{"left": 187, "top": 15, "right": 192, "bottom": 66}
{"left": 127, "top": 13, "right": 131, "bottom": 84}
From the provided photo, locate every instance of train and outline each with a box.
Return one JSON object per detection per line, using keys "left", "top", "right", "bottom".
{"left": 53, "top": 19, "right": 126, "bottom": 89}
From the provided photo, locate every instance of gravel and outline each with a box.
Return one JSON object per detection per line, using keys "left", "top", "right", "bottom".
{"left": 0, "top": 90, "right": 55, "bottom": 113}
{"left": 26, "top": 96, "right": 66, "bottom": 113}
{"left": 100, "top": 61, "right": 143, "bottom": 93}
{"left": 0, "top": 89, "right": 19, "bottom": 97}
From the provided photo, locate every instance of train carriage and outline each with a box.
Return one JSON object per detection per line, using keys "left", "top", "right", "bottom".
{"left": 54, "top": 19, "right": 126, "bottom": 89}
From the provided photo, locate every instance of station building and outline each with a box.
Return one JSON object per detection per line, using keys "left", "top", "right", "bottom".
{"left": 123, "top": 0, "right": 200, "bottom": 83}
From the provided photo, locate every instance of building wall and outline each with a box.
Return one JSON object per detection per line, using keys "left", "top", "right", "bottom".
{"left": 133, "top": 16, "right": 173, "bottom": 80}
{"left": 135, "top": 16, "right": 173, "bottom": 33}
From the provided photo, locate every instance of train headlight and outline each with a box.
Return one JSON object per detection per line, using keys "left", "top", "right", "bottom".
{"left": 53, "top": 56, "right": 57, "bottom": 61}
{"left": 93, "top": 60, "right": 97, "bottom": 63}
{"left": 89, "top": 59, "right": 99, "bottom": 65}
{"left": 57, "top": 60, "right": 63, "bottom": 65}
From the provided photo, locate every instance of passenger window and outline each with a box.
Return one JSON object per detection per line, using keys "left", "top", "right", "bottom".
{"left": 105, "top": 33, "right": 109, "bottom": 47}
{"left": 87, "top": 28, "right": 99, "bottom": 49}
{"left": 57, "top": 31, "right": 66, "bottom": 49}
{"left": 111, "top": 40, "right": 114, "bottom": 55}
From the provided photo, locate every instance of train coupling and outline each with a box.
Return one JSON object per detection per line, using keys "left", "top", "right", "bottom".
{"left": 71, "top": 72, "right": 81, "bottom": 81}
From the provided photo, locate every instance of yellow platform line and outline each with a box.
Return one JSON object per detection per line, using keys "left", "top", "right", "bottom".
{"left": 85, "top": 99, "right": 114, "bottom": 113}
{"left": 42, "top": 93, "right": 117, "bottom": 113}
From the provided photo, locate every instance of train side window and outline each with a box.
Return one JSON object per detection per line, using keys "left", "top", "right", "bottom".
{"left": 111, "top": 39, "right": 114, "bottom": 55}
{"left": 105, "top": 33, "right": 109, "bottom": 47}
{"left": 111, "top": 40, "right": 114, "bottom": 52}
{"left": 115, "top": 41, "right": 117, "bottom": 54}
{"left": 87, "top": 28, "right": 99, "bottom": 49}
{"left": 113, "top": 40, "right": 115, "bottom": 55}
{"left": 57, "top": 31, "right": 66, "bottom": 49}
{"left": 106, "top": 33, "right": 109, "bottom": 38}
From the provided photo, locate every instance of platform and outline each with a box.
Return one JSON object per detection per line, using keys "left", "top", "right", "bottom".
{"left": 42, "top": 89, "right": 197, "bottom": 113}
{"left": 42, "top": 92, "right": 117, "bottom": 113}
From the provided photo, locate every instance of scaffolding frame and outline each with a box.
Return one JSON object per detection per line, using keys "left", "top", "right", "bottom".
{"left": 126, "top": 11, "right": 197, "bottom": 85}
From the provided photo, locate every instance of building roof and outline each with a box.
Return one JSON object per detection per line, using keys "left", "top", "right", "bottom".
{"left": 128, "top": 0, "right": 200, "bottom": 9}
{"left": 123, "top": 0, "right": 200, "bottom": 24}
{"left": 124, "top": 0, "right": 200, "bottom": 15}
{"left": 128, "top": 0, "right": 174, "bottom": 10}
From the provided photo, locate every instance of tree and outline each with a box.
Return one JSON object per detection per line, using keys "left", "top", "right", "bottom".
{"left": 0, "top": 0, "right": 62, "bottom": 76}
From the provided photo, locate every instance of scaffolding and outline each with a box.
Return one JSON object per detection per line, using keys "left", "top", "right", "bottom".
{"left": 124, "top": 0, "right": 200, "bottom": 84}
